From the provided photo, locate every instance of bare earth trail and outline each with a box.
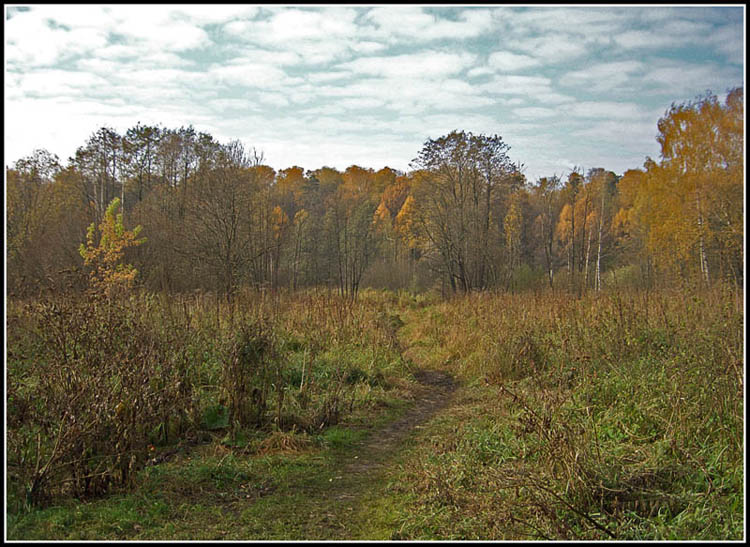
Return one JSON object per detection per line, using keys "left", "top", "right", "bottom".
{"left": 306, "top": 367, "right": 458, "bottom": 539}
{"left": 284, "top": 313, "right": 459, "bottom": 540}
{"left": 342, "top": 368, "right": 456, "bottom": 476}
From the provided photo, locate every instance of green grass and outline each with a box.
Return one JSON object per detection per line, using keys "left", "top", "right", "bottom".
{"left": 7, "top": 382, "right": 419, "bottom": 540}
{"left": 379, "top": 286, "right": 744, "bottom": 540}
{"left": 6, "top": 286, "right": 744, "bottom": 540}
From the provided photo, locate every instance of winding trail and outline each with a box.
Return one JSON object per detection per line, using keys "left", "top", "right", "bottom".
{"left": 344, "top": 368, "right": 456, "bottom": 475}
{"left": 315, "top": 366, "right": 458, "bottom": 539}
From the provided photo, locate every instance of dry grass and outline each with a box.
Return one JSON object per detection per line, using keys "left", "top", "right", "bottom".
{"left": 392, "top": 284, "right": 743, "bottom": 540}
{"left": 256, "top": 430, "right": 314, "bottom": 456}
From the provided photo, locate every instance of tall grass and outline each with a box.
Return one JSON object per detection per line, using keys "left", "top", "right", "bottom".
{"left": 6, "top": 287, "right": 411, "bottom": 511}
{"left": 395, "top": 284, "right": 743, "bottom": 539}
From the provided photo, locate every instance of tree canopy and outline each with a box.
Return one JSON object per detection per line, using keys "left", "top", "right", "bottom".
{"left": 6, "top": 87, "right": 743, "bottom": 297}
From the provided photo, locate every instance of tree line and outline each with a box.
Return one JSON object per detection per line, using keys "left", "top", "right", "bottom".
{"left": 6, "top": 87, "right": 743, "bottom": 298}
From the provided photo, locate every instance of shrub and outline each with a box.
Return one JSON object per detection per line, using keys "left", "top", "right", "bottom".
{"left": 7, "top": 293, "right": 196, "bottom": 506}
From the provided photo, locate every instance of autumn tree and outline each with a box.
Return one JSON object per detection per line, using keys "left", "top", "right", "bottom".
{"left": 72, "top": 127, "right": 123, "bottom": 224}
{"left": 531, "top": 175, "right": 562, "bottom": 289}
{"left": 122, "top": 123, "right": 161, "bottom": 205}
{"left": 373, "top": 166, "right": 399, "bottom": 195}
{"left": 409, "top": 130, "right": 517, "bottom": 292}
{"left": 177, "top": 140, "right": 260, "bottom": 300}
{"left": 325, "top": 168, "right": 379, "bottom": 299}
{"left": 289, "top": 208, "right": 310, "bottom": 290}
{"left": 587, "top": 168, "right": 618, "bottom": 291}
{"left": 275, "top": 166, "right": 306, "bottom": 219}
{"left": 615, "top": 88, "right": 744, "bottom": 285}
{"left": 612, "top": 167, "right": 655, "bottom": 285}
{"left": 79, "top": 197, "right": 146, "bottom": 297}
{"left": 128, "top": 130, "right": 215, "bottom": 292}
{"left": 301, "top": 167, "right": 344, "bottom": 286}
{"left": 503, "top": 191, "right": 523, "bottom": 289}
{"left": 557, "top": 170, "right": 583, "bottom": 293}
{"left": 6, "top": 150, "right": 61, "bottom": 291}
{"left": 655, "top": 88, "right": 744, "bottom": 284}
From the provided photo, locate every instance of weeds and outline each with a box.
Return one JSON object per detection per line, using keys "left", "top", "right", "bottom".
{"left": 7, "top": 292, "right": 196, "bottom": 508}
{"left": 392, "top": 284, "right": 743, "bottom": 540}
{"left": 7, "top": 284, "right": 743, "bottom": 540}
{"left": 7, "top": 287, "right": 410, "bottom": 513}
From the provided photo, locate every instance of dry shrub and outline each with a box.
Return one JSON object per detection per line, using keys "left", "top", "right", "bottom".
{"left": 222, "top": 322, "right": 277, "bottom": 429}
{"left": 256, "top": 430, "right": 312, "bottom": 455}
{"left": 7, "top": 293, "right": 196, "bottom": 506}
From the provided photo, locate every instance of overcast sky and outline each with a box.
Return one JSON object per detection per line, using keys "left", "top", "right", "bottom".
{"left": 4, "top": 4, "right": 745, "bottom": 182}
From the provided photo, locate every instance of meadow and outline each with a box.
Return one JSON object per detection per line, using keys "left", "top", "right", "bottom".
{"left": 5, "top": 283, "right": 744, "bottom": 540}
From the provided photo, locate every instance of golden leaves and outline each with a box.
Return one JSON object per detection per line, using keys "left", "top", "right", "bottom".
{"left": 78, "top": 197, "right": 145, "bottom": 296}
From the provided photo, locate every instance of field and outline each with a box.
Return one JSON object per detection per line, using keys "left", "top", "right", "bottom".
{"left": 6, "top": 5, "right": 744, "bottom": 542}
{"left": 5, "top": 285, "right": 744, "bottom": 540}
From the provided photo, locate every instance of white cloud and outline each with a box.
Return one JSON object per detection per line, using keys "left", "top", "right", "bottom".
{"left": 562, "top": 61, "right": 645, "bottom": 93}
{"left": 5, "top": 11, "right": 109, "bottom": 67}
{"left": 123, "top": 20, "right": 210, "bottom": 51}
{"left": 511, "top": 7, "right": 628, "bottom": 35}
{"left": 337, "top": 97, "right": 386, "bottom": 110}
{"left": 222, "top": 7, "right": 360, "bottom": 65}
{"left": 350, "top": 41, "right": 387, "bottom": 54}
{"left": 3, "top": 5, "right": 743, "bottom": 180}
{"left": 23, "top": 5, "right": 118, "bottom": 29}
{"left": 171, "top": 5, "right": 260, "bottom": 26}
{"left": 535, "top": 92, "right": 576, "bottom": 105}
{"left": 307, "top": 71, "right": 353, "bottom": 83}
{"left": 564, "top": 101, "right": 644, "bottom": 119}
{"left": 487, "top": 51, "right": 541, "bottom": 71}
{"left": 709, "top": 23, "right": 744, "bottom": 65}
{"left": 208, "top": 98, "right": 260, "bottom": 112}
{"left": 226, "top": 50, "right": 302, "bottom": 67}
{"left": 362, "top": 6, "right": 494, "bottom": 42}
{"left": 257, "top": 92, "right": 290, "bottom": 108}
{"left": 11, "top": 70, "right": 111, "bottom": 98}
{"left": 264, "top": 8, "right": 358, "bottom": 42}
{"left": 208, "top": 63, "right": 302, "bottom": 89}
{"left": 479, "top": 75, "right": 553, "bottom": 95}
{"left": 5, "top": 5, "right": 211, "bottom": 73}
{"left": 614, "top": 30, "right": 686, "bottom": 50}
{"left": 467, "top": 67, "right": 495, "bottom": 78}
{"left": 514, "top": 107, "right": 557, "bottom": 119}
{"left": 513, "top": 36, "right": 588, "bottom": 63}
{"left": 96, "top": 44, "right": 141, "bottom": 60}
{"left": 642, "top": 62, "right": 742, "bottom": 96}
{"left": 338, "top": 51, "right": 475, "bottom": 79}
{"left": 572, "top": 119, "right": 656, "bottom": 141}
{"left": 314, "top": 74, "right": 496, "bottom": 115}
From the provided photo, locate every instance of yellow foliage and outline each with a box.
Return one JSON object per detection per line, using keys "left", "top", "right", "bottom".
{"left": 394, "top": 195, "right": 421, "bottom": 248}
{"left": 79, "top": 198, "right": 145, "bottom": 296}
{"left": 271, "top": 205, "right": 290, "bottom": 240}
{"left": 373, "top": 201, "right": 391, "bottom": 227}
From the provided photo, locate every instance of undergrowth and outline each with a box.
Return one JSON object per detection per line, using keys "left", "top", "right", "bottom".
{"left": 6, "top": 287, "right": 411, "bottom": 519}
{"left": 6, "top": 284, "right": 743, "bottom": 540}
{"left": 393, "top": 284, "right": 743, "bottom": 540}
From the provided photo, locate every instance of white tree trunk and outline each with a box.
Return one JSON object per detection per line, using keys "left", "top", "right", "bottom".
{"left": 596, "top": 184, "right": 606, "bottom": 292}
{"left": 697, "top": 194, "right": 709, "bottom": 284}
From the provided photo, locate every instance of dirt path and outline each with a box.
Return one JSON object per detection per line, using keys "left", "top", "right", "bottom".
{"left": 344, "top": 368, "right": 456, "bottom": 475}
{"left": 323, "top": 367, "right": 457, "bottom": 527}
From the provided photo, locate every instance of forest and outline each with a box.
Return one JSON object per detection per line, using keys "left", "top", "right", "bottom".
{"left": 7, "top": 88, "right": 743, "bottom": 298}
{"left": 5, "top": 88, "right": 744, "bottom": 540}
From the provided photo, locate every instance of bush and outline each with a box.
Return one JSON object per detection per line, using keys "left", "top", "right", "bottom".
{"left": 222, "top": 322, "right": 277, "bottom": 429}
{"left": 7, "top": 293, "right": 196, "bottom": 506}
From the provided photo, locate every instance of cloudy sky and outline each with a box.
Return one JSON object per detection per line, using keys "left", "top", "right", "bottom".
{"left": 4, "top": 4, "right": 745, "bottom": 181}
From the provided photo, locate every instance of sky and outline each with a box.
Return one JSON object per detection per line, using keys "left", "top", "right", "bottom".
{"left": 4, "top": 4, "right": 745, "bottom": 182}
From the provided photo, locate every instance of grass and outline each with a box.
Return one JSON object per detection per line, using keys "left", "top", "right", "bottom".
{"left": 380, "top": 285, "right": 744, "bottom": 540}
{"left": 7, "top": 399, "right": 416, "bottom": 540}
{"left": 6, "top": 284, "right": 744, "bottom": 540}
